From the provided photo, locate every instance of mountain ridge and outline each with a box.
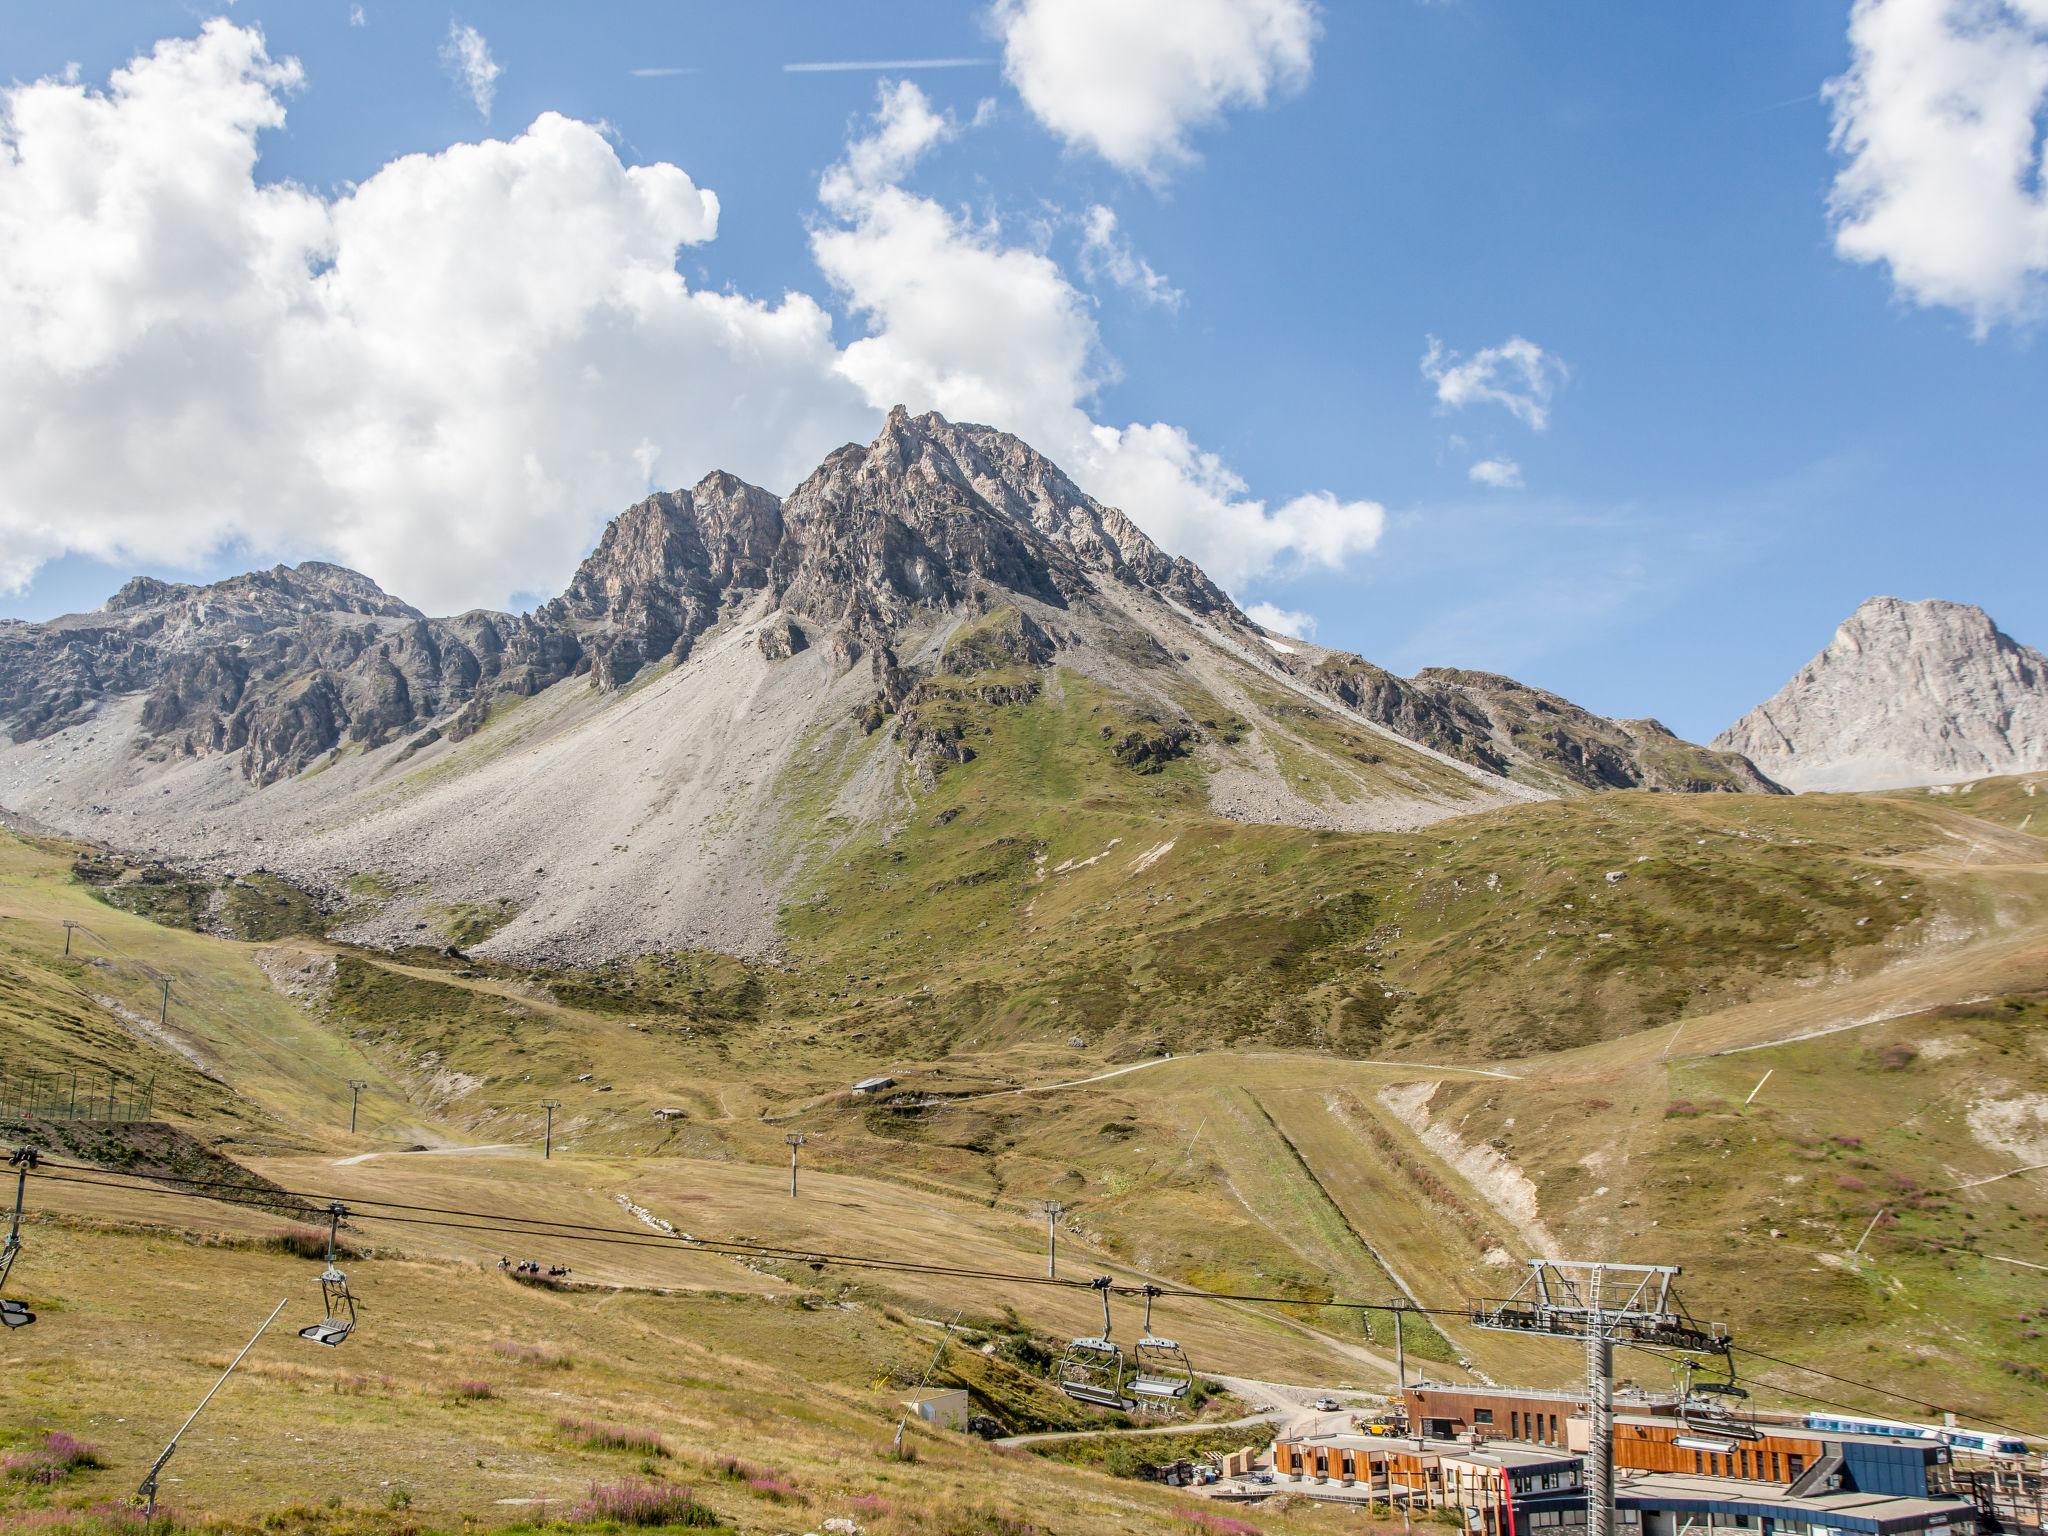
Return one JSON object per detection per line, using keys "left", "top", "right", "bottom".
{"left": 0, "top": 407, "right": 1779, "bottom": 962}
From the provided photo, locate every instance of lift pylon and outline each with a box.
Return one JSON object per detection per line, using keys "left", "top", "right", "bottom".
{"left": 1470, "top": 1259, "right": 1732, "bottom": 1536}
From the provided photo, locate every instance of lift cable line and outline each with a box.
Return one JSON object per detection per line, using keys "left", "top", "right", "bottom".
{"left": 22, "top": 1160, "right": 2039, "bottom": 1442}
{"left": 24, "top": 1158, "right": 1472, "bottom": 1313}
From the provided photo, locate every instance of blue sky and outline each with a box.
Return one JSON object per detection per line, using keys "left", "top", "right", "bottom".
{"left": 3, "top": 1, "right": 2044, "bottom": 744}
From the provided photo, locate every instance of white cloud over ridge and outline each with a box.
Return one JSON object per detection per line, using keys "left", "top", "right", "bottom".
{"left": 0, "top": 22, "right": 861, "bottom": 610}
{"left": 441, "top": 21, "right": 501, "bottom": 120}
{"left": 1421, "top": 335, "right": 1568, "bottom": 431}
{"left": 991, "top": 0, "right": 1318, "bottom": 179}
{"left": 1245, "top": 601, "right": 1316, "bottom": 639}
{"left": 813, "top": 82, "right": 1384, "bottom": 591}
{"left": 1469, "top": 458, "right": 1523, "bottom": 489}
{"left": 0, "top": 28, "right": 1381, "bottom": 616}
{"left": 1825, "top": 0, "right": 2048, "bottom": 333}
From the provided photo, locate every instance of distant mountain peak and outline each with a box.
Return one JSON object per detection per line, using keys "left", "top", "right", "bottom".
{"left": 1715, "top": 595, "right": 2048, "bottom": 792}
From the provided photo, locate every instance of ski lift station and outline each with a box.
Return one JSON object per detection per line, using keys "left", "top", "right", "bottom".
{"left": 1261, "top": 1383, "right": 2033, "bottom": 1536}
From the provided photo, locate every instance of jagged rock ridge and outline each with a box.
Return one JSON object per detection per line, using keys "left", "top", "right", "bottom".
{"left": 1301, "top": 657, "right": 1783, "bottom": 796}
{"left": 1715, "top": 597, "right": 2048, "bottom": 792}
{"left": 0, "top": 407, "right": 1779, "bottom": 963}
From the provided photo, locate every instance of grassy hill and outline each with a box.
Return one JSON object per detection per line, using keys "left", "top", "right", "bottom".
{"left": 2, "top": 767, "right": 2046, "bottom": 1532}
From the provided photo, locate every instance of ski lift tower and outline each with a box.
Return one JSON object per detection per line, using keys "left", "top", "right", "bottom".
{"left": 1469, "top": 1261, "right": 1729, "bottom": 1536}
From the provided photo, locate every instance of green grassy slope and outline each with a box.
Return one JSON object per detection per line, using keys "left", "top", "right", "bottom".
{"left": 4, "top": 718, "right": 2047, "bottom": 1531}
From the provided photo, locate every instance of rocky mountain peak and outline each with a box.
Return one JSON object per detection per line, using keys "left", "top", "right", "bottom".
{"left": 1715, "top": 595, "right": 2048, "bottom": 791}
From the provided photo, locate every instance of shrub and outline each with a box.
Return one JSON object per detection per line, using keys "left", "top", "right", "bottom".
{"left": 1664, "top": 1100, "right": 1701, "bottom": 1118}
{"left": 2, "top": 1430, "right": 105, "bottom": 1485}
{"left": 492, "top": 1339, "right": 571, "bottom": 1369}
{"left": 1834, "top": 1175, "right": 1868, "bottom": 1192}
{"left": 1831, "top": 1135, "right": 1863, "bottom": 1150}
{"left": 266, "top": 1226, "right": 361, "bottom": 1261}
{"left": 450, "top": 1379, "right": 495, "bottom": 1401}
{"left": 570, "top": 1479, "right": 717, "bottom": 1528}
{"left": 557, "top": 1417, "right": 667, "bottom": 1456}
{"left": 0, "top": 1502, "right": 177, "bottom": 1533}
{"left": 1873, "top": 1043, "right": 1918, "bottom": 1070}
{"left": 1178, "top": 1510, "right": 1261, "bottom": 1536}
{"left": 745, "top": 1474, "right": 800, "bottom": 1503}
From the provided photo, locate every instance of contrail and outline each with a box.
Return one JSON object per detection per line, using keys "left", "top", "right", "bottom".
{"left": 783, "top": 58, "right": 993, "bottom": 73}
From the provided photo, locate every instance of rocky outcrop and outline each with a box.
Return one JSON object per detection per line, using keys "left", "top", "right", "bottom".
{"left": 1, "top": 404, "right": 1775, "bottom": 811}
{"left": 1715, "top": 596, "right": 2048, "bottom": 791}
{"left": 1299, "top": 655, "right": 1781, "bottom": 795}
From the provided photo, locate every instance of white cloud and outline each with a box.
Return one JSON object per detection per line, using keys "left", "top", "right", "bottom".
{"left": 440, "top": 20, "right": 500, "bottom": 120}
{"left": 349, "top": 4, "right": 367, "bottom": 25}
{"left": 991, "top": 0, "right": 1318, "bottom": 179}
{"left": 1468, "top": 457, "right": 1524, "bottom": 489}
{"left": 1078, "top": 205, "right": 1182, "bottom": 309}
{"left": 0, "top": 22, "right": 869, "bottom": 612}
{"left": 813, "top": 82, "right": 1384, "bottom": 590}
{"left": 1421, "top": 334, "right": 1568, "bottom": 431}
{"left": 0, "top": 33, "right": 1384, "bottom": 615}
{"left": 1245, "top": 601, "right": 1317, "bottom": 638}
{"left": 1824, "top": 0, "right": 2048, "bottom": 333}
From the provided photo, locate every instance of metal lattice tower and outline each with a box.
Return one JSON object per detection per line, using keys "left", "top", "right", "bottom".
{"left": 1470, "top": 1260, "right": 1730, "bottom": 1536}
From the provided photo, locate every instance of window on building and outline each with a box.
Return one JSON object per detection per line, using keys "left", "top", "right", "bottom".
{"left": 1476, "top": 1410, "right": 1495, "bottom": 1426}
{"left": 1771, "top": 1453, "right": 1782, "bottom": 1482}
{"left": 1551, "top": 1415, "right": 1561, "bottom": 1444}
{"left": 1512, "top": 1412, "right": 1521, "bottom": 1439}
{"left": 1739, "top": 1450, "right": 1751, "bottom": 1478}
{"left": 1787, "top": 1455, "right": 1805, "bottom": 1480}
{"left": 1695, "top": 1452, "right": 1704, "bottom": 1474}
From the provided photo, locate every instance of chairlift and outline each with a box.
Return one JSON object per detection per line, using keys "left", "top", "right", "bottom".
{"left": 1675, "top": 1350, "right": 1761, "bottom": 1443}
{"left": 297, "top": 1202, "right": 358, "bottom": 1347}
{"left": 1058, "top": 1277, "right": 1132, "bottom": 1411}
{"left": 0, "top": 1149, "right": 36, "bottom": 1329}
{"left": 1129, "top": 1285, "right": 1195, "bottom": 1410}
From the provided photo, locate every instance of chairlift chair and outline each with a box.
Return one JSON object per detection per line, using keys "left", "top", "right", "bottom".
{"left": 1058, "top": 1277, "right": 1133, "bottom": 1411}
{"left": 1675, "top": 1350, "right": 1761, "bottom": 1443}
{"left": 298, "top": 1202, "right": 358, "bottom": 1347}
{"left": 1129, "top": 1285, "right": 1195, "bottom": 1410}
{"left": 0, "top": 1148, "right": 36, "bottom": 1329}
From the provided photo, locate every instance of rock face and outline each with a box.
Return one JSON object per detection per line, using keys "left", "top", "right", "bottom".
{"left": 1305, "top": 658, "right": 1783, "bottom": 795}
{"left": 1715, "top": 597, "right": 2048, "bottom": 792}
{"left": 0, "top": 406, "right": 1779, "bottom": 963}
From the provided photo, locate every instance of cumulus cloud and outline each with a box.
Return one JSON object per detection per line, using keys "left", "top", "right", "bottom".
{"left": 1245, "top": 601, "right": 1317, "bottom": 639}
{"left": 0, "top": 22, "right": 868, "bottom": 611}
{"left": 813, "top": 81, "right": 1384, "bottom": 589}
{"left": 441, "top": 20, "right": 500, "bottom": 120}
{"left": 991, "top": 0, "right": 1318, "bottom": 179}
{"left": 1468, "top": 458, "right": 1524, "bottom": 489}
{"left": 1421, "top": 334, "right": 1568, "bottom": 431}
{"left": 1078, "top": 205, "right": 1182, "bottom": 309}
{"left": 349, "top": 5, "right": 367, "bottom": 26}
{"left": 0, "top": 32, "right": 1384, "bottom": 614}
{"left": 1825, "top": 0, "right": 2048, "bottom": 332}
